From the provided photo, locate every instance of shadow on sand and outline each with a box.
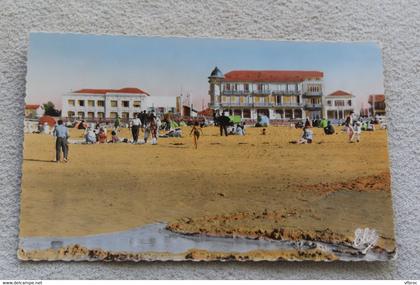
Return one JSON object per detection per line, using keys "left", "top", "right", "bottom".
{"left": 24, "top": 158, "right": 56, "bottom": 163}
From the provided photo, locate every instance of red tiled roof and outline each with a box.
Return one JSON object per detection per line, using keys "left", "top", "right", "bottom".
{"left": 39, "top": 115, "right": 56, "bottom": 126}
{"left": 73, "top": 87, "right": 150, "bottom": 96}
{"left": 368, "top": 94, "right": 385, "bottom": 102}
{"left": 25, "top": 104, "right": 41, "bottom": 110}
{"left": 328, "top": 90, "right": 353, "bottom": 97}
{"left": 224, "top": 70, "right": 323, "bottom": 83}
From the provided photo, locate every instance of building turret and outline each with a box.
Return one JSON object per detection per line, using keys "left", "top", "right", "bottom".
{"left": 208, "top": 67, "right": 224, "bottom": 110}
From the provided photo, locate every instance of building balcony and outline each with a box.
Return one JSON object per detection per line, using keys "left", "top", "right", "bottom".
{"left": 222, "top": 90, "right": 250, "bottom": 95}
{"left": 325, "top": 105, "right": 354, "bottom": 109}
{"left": 219, "top": 102, "right": 303, "bottom": 108}
{"left": 303, "top": 92, "right": 323, "bottom": 96}
{"left": 252, "top": 90, "right": 271, "bottom": 96}
{"left": 304, "top": 103, "right": 323, "bottom": 109}
{"left": 272, "top": 90, "right": 301, "bottom": 95}
{"left": 221, "top": 102, "right": 254, "bottom": 107}
{"left": 275, "top": 102, "right": 303, "bottom": 108}
{"left": 222, "top": 90, "right": 302, "bottom": 96}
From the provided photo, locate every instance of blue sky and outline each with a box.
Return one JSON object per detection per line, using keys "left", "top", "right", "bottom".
{"left": 26, "top": 33, "right": 384, "bottom": 110}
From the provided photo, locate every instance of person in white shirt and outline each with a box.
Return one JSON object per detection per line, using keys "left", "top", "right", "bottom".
{"left": 352, "top": 121, "right": 362, "bottom": 143}
{"left": 131, "top": 114, "right": 141, "bottom": 143}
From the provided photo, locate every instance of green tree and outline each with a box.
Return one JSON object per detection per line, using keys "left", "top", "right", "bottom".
{"left": 43, "top": 101, "right": 61, "bottom": 117}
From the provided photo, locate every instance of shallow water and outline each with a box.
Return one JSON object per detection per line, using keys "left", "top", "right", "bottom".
{"left": 19, "top": 223, "right": 391, "bottom": 261}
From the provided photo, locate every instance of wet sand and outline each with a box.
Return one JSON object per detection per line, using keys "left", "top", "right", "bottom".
{"left": 20, "top": 126, "right": 396, "bottom": 258}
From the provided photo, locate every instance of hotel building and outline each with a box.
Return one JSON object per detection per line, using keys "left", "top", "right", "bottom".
{"left": 208, "top": 67, "right": 324, "bottom": 120}
{"left": 368, "top": 94, "right": 386, "bottom": 116}
{"left": 324, "top": 90, "right": 355, "bottom": 120}
{"left": 62, "top": 87, "right": 150, "bottom": 121}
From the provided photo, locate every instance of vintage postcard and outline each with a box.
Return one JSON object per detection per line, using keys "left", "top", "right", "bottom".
{"left": 20, "top": 33, "right": 396, "bottom": 261}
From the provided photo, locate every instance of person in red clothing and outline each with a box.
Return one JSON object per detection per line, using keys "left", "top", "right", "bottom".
{"left": 98, "top": 128, "right": 107, "bottom": 143}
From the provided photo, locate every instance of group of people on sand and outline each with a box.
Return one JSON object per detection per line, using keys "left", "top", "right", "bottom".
{"left": 84, "top": 124, "right": 110, "bottom": 144}
{"left": 52, "top": 108, "right": 376, "bottom": 162}
{"left": 129, "top": 111, "right": 159, "bottom": 145}
{"left": 289, "top": 112, "right": 364, "bottom": 145}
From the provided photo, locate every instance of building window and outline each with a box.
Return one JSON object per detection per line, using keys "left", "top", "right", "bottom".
{"left": 97, "top": 112, "right": 105, "bottom": 119}
{"left": 87, "top": 112, "right": 94, "bottom": 119}
{"left": 67, "top": 111, "right": 75, "bottom": 118}
{"left": 327, "top": 100, "right": 332, "bottom": 106}
{"left": 68, "top": 100, "right": 75, "bottom": 106}
{"left": 87, "top": 100, "right": 95, "bottom": 107}
{"left": 287, "top": 84, "right": 296, "bottom": 92}
{"left": 77, "top": 111, "right": 85, "bottom": 119}
{"left": 110, "top": 100, "right": 118, "bottom": 107}
{"left": 78, "top": 100, "right": 85, "bottom": 107}
{"left": 347, "top": 100, "right": 352, "bottom": 106}
{"left": 334, "top": 100, "right": 344, "bottom": 107}
{"left": 122, "top": 101, "right": 130, "bottom": 108}
{"left": 244, "top": 84, "right": 249, "bottom": 92}
{"left": 122, "top": 112, "right": 129, "bottom": 119}
{"left": 110, "top": 112, "right": 118, "bottom": 119}
{"left": 308, "top": 85, "right": 321, "bottom": 93}
{"left": 133, "top": 101, "right": 141, "bottom": 108}
{"left": 97, "top": 100, "right": 105, "bottom": 107}
{"left": 225, "top": 83, "right": 231, "bottom": 91}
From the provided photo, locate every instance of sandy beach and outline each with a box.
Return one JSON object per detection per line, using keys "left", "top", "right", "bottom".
{"left": 20, "top": 125, "right": 396, "bottom": 258}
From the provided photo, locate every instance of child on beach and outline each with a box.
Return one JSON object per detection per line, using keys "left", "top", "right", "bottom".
{"left": 289, "top": 125, "right": 313, "bottom": 144}
{"left": 190, "top": 122, "right": 203, "bottom": 149}
{"left": 261, "top": 128, "right": 267, "bottom": 135}
{"left": 235, "top": 124, "right": 245, "bottom": 136}
{"left": 109, "top": 130, "right": 121, "bottom": 143}
{"left": 352, "top": 121, "right": 362, "bottom": 143}
{"left": 345, "top": 111, "right": 354, "bottom": 142}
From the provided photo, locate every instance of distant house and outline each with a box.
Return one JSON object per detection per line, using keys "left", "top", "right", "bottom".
{"left": 62, "top": 87, "right": 150, "bottom": 121}
{"left": 324, "top": 90, "right": 355, "bottom": 120}
{"left": 368, "top": 94, "right": 386, "bottom": 116}
{"left": 144, "top": 96, "right": 177, "bottom": 114}
{"left": 25, "top": 104, "right": 44, "bottom": 118}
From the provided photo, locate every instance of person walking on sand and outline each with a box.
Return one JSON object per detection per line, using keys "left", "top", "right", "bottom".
{"left": 217, "top": 112, "right": 230, "bottom": 136}
{"left": 143, "top": 120, "right": 151, "bottom": 144}
{"left": 53, "top": 119, "right": 69, "bottom": 162}
{"left": 190, "top": 121, "right": 203, "bottom": 149}
{"left": 131, "top": 114, "right": 141, "bottom": 144}
{"left": 139, "top": 110, "right": 147, "bottom": 130}
{"left": 150, "top": 117, "right": 158, "bottom": 145}
{"left": 114, "top": 115, "right": 121, "bottom": 131}
{"left": 345, "top": 111, "right": 355, "bottom": 142}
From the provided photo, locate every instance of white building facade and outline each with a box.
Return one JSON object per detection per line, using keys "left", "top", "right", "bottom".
{"left": 62, "top": 88, "right": 150, "bottom": 121}
{"left": 324, "top": 90, "right": 355, "bottom": 121}
{"left": 208, "top": 68, "right": 324, "bottom": 120}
